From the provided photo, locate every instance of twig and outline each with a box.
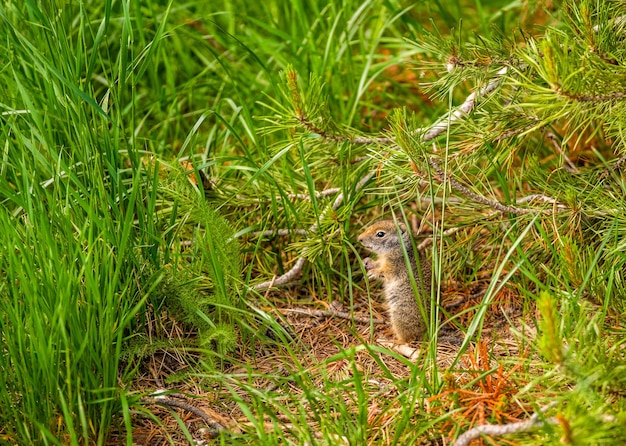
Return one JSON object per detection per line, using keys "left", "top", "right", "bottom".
{"left": 494, "top": 119, "right": 542, "bottom": 142}
{"left": 443, "top": 288, "right": 489, "bottom": 311}
{"left": 296, "top": 111, "right": 393, "bottom": 145}
{"left": 592, "top": 14, "right": 626, "bottom": 32}
{"left": 331, "top": 172, "right": 375, "bottom": 213}
{"left": 377, "top": 339, "right": 421, "bottom": 360}
{"left": 421, "top": 66, "right": 508, "bottom": 142}
{"left": 453, "top": 403, "right": 558, "bottom": 446}
{"left": 419, "top": 196, "right": 461, "bottom": 205}
{"left": 279, "top": 307, "right": 385, "bottom": 325}
{"left": 254, "top": 257, "right": 307, "bottom": 291}
{"left": 428, "top": 156, "right": 541, "bottom": 215}
{"left": 417, "top": 227, "right": 463, "bottom": 252}
{"left": 600, "top": 154, "right": 626, "bottom": 179}
{"left": 278, "top": 188, "right": 342, "bottom": 201}
{"left": 515, "top": 194, "right": 558, "bottom": 205}
{"left": 547, "top": 132, "right": 579, "bottom": 173}
{"left": 352, "top": 135, "right": 394, "bottom": 144}
{"left": 252, "top": 229, "right": 310, "bottom": 238}
{"left": 140, "top": 395, "right": 227, "bottom": 437}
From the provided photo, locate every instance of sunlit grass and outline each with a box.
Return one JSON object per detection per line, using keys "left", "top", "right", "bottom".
{"left": 1, "top": 0, "right": 625, "bottom": 444}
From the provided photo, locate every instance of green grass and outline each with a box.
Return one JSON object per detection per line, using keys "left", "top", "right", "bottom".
{"left": 1, "top": 0, "right": 625, "bottom": 444}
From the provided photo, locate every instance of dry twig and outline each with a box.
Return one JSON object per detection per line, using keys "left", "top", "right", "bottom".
{"left": 140, "top": 394, "right": 227, "bottom": 437}
{"left": 422, "top": 66, "right": 509, "bottom": 142}
{"left": 279, "top": 188, "right": 342, "bottom": 201}
{"left": 252, "top": 229, "right": 310, "bottom": 238}
{"left": 377, "top": 339, "right": 421, "bottom": 360}
{"left": 417, "top": 226, "right": 463, "bottom": 252}
{"left": 428, "top": 157, "right": 541, "bottom": 215}
{"left": 254, "top": 257, "right": 307, "bottom": 291}
{"left": 453, "top": 403, "right": 558, "bottom": 446}
{"left": 279, "top": 307, "right": 385, "bottom": 325}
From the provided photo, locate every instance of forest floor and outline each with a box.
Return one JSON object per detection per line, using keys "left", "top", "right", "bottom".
{"left": 107, "top": 276, "right": 533, "bottom": 445}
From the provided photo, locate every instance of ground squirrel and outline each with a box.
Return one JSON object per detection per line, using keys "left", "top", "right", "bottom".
{"left": 358, "top": 220, "right": 432, "bottom": 343}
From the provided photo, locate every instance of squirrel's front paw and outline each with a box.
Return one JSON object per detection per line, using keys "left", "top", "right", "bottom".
{"left": 363, "top": 257, "right": 383, "bottom": 280}
{"left": 363, "top": 257, "right": 374, "bottom": 270}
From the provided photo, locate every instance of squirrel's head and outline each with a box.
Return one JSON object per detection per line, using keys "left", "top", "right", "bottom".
{"left": 358, "top": 220, "right": 410, "bottom": 254}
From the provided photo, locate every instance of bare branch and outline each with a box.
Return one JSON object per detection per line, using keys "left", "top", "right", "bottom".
{"left": 140, "top": 394, "right": 227, "bottom": 437}
{"left": 351, "top": 135, "right": 394, "bottom": 144}
{"left": 252, "top": 229, "right": 310, "bottom": 238}
{"left": 279, "top": 307, "right": 385, "bottom": 325}
{"left": 592, "top": 14, "right": 626, "bottom": 31}
{"left": 600, "top": 154, "right": 626, "bottom": 180}
{"left": 515, "top": 194, "right": 566, "bottom": 210}
{"left": 422, "top": 66, "right": 508, "bottom": 143}
{"left": 417, "top": 227, "right": 463, "bottom": 252}
{"left": 428, "top": 156, "right": 543, "bottom": 215}
{"left": 453, "top": 403, "right": 558, "bottom": 446}
{"left": 377, "top": 339, "right": 421, "bottom": 360}
{"left": 494, "top": 118, "right": 543, "bottom": 142}
{"left": 254, "top": 257, "right": 307, "bottom": 291}
{"left": 277, "top": 188, "right": 342, "bottom": 201}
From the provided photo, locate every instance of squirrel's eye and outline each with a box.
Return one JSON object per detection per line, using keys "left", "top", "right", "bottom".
{"left": 375, "top": 231, "right": 385, "bottom": 237}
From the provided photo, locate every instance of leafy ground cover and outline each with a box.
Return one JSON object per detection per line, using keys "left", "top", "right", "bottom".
{"left": 1, "top": 0, "right": 625, "bottom": 444}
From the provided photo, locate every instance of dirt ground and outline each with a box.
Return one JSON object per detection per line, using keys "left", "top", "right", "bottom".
{"left": 107, "top": 276, "right": 532, "bottom": 445}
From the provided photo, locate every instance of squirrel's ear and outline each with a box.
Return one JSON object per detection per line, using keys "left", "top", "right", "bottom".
{"left": 397, "top": 222, "right": 408, "bottom": 233}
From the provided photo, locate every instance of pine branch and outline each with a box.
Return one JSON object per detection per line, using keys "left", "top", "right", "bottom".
{"left": 556, "top": 87, "right": 626, "bottom": 103}
{"left": 295, "top": 112, "right": 349, "bottom": 142}
{"left": 286, "top": 68, "right": 392, "bottom": 144}
{"left": 428, "top": 156, "right": 548, "bottom": 215}
{"left": 494, "top": 119, "right": 542, "bottom": 142}
{"left": 295, "top": 111, "right": 393, "bottom": 144}
{"left": 421, "top": 66, "right": 509, "bottom": 142}
{"left": 286, "top": 66, "right": 509, "bottom": 146}
{"left": 254, "top": 66, "right": 515, "bottom": 290}
{"left": 253, "top": 171, "right": 375, "bottom": 291}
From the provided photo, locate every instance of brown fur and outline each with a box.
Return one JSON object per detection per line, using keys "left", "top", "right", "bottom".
{"left": 358, "top": 220, "right": 432, "bottom": 343}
